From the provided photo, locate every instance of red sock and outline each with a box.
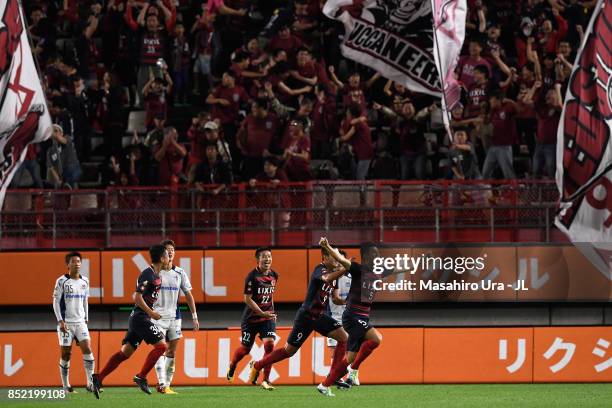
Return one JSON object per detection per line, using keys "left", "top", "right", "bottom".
{"left": 138, "top": 343, "right": 168, "bottom": 379}
{"left": 323, "top": 341, "right": 348, "bottom": 387}
{"left": 231, "top": 345, "right": 251, "bottom": 368}
{"left": 99, "top": 351, "right": 128, "bottom": 382}
{"left": 351, "top": 340, "right": 379, "bottom": 370}
{"left": 262, "top": 341, "right": 275, "bottom": 382}
{"left": 254, "top": 347, "right": 290, "bottom": 370}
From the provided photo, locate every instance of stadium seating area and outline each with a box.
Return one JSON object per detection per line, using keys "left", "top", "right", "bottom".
{"left": 9, "top": 0, "right": 596, "bottom": 192}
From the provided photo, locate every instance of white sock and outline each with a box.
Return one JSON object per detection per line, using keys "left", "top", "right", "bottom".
{"left": 165, "top": 357, "right": 175, "bottom": 387}
{"left": 59, "top": 359, "right": 70, "bottom": 388}
{"left": 155, "top": 355, "right": 166, "bottom": 386}
{"left": 83, "top": 354, "right": 95, "bottom": 387}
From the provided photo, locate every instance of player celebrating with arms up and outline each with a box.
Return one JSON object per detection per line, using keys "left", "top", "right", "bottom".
{"left": 53, "top": 252, "right": 98, "bottom": 398}
{"left": 248, "top": 245, "right": 351, "bottom": 396}
{"left": 153, "top": 239, "right": 200, "bottom": 394}
{"left": 93, "top": 245, "right": 169, "bottom": 395}
{"left": 319, "top": 238, "right": 392, "bottom": 387}
{"left": 227, "top": 247, "right": 278, "bottom": 390}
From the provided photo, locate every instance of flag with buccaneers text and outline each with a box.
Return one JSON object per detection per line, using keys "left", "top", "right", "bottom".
{"left": 556, "top": 0, "right": 612, "bottom": 242}
{"left": 0, "top": 0, "right": 52, "bottom": 210}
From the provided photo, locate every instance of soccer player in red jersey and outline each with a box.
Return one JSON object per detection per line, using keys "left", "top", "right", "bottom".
{"left": 319, "top": 238, "right": 393, "bottom": 386}
{"left": 92, "top": 245, "right": 170, "bottom": 395}
{"left": 248, "top": 247, "right": 350, "bottom": 396}
{"left": 227, "top": 248, "right": 278, "bottom": 390}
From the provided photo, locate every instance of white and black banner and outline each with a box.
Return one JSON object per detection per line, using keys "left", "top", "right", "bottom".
{"left": 0, "top": 0, "right": 52, "bottom": 209}
{"left": 323, "top": 0, "right": 442, "bottom": 96}
{"left": 555, "top": 0, "right": 612, "bottom": 242}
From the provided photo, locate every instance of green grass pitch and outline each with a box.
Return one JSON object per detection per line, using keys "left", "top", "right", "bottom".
{"left": 3, "top": 384, "right": 612, "bottom": 408}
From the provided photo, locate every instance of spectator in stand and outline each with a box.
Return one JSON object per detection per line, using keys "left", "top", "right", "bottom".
{"left": 187, "top": 112, "right": 210, "bottom": 184}
{"left": 524, "top": 81, "right": 562, "bottom": 179}
{"left": 28, "top": 6, "right": 57, "bottom": 62}
{"left": 74, "top": 5, "right": 101, "bottom": 82}
{"left": 265, "top": 24, "right": 303, "bottom": 63}
{"left": 290, "top": 48, "right": 329, "bottom": 90}
{"left": 213, "top": 0, "right": 251, "bottom": 75}
{"left": 194, "top": 143, "right": 233, "bottom": 196}
{"left": 310, "top": 87, "right": 337, "bottom": 160}
{"left": 46, "top": 124, "right": 82, "bottom": 189}
{"left": 143, "top": 71, "right": 173, "bottom": 129}
{"left": 249, "top": 157, "right": 288, "bottom": 186}
{"left": 457, "top": 39, "right": 492, "bottom": 89}
{"left": 191, "top": 8, "right": 215, "bottom": 97}
{"left": 204, "top": 121, "right": 233, "bottom": 165}
{"left": 99, "top": 71, "right": 126, "bottom": 156}
{"left": 170, "top": 23, "right": 191, "bottom": 105}
{"left": 206, "top": 71, "right": 250, "bottom": 165}
{"left": 482, "top": 89, "right": 519, "bottom": 179}
{"left": 152, "top": 127, "right": 187, "bottom": 185}
{"left": 339, "top": 104, "right": 373, "bottom": 180}
{"left": 266, "top": 61, "right": 313, "bottom": 108}
{"left": 282, "top": 117, "right": 312, "bottom": 181}
{"left": 66, "top": 75, "right": 93, "bottom": 160}
{"left": 237, "top": 98, "right": 280, "bottom": 180}
{"left": 464, "top": 64, "right": 491, "bottom": 119}
{"left": 125, "top": 1, "right": 175, "bottom": 107}
{"left": 449, "top": 128, "right": 480, "bottom": 180}
{"left": 328, "top": 67, "right": 380, "bottom": 112}
{"left": 537, "top": 7, "right": 568, "bottom": 54}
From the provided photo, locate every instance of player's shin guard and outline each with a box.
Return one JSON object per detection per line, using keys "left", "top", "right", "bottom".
{"left": 165, "top": 357, "right": 175, "bottom": 387}
{"left": 323, "top": 342, "right": 348, "bottom": 387}
{"left": 83, "top": 354, "right": 95, "bottom": 386}
{"left": 230, "top": 345, "right": 251, "bottom": 367}
{"left": 254, "top": 348, "right": 290, "bottom": 370}
{"left": 59, "top": 359, "right": 70, "bottom": 388}
{"left": 138, "top": 343, "right": 168, "bottom": 379}
{"left": 351, "top": 340, "right": 379, "bottom": 370}
{"left": 99, "top": 351, "right": 128, "bottom": 382}
{"left": 155, "top": 355, "right": 166, "bottom": 386}
{"left": 262, "top": 341, "right": 274, "bottom": 382}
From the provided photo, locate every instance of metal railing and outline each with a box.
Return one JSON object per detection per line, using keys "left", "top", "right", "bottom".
{"left": 0, "top": 180, "right": 564, "bottom": 249}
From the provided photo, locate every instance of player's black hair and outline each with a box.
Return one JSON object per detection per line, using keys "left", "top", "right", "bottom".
{"left": 265, "top": 156, "right": 280, "bottom": 168}
{"left": 255, "top": 247, "right": 272, "bottom": 259}
{"left": 149, "top": 244, "right": 167, "bottom": 263}
{"left": 65, "top": 251, "right": 82, "bottom": 264}
{"left": 339, "top": 249, "right": 348, "bottom": 257}
{"left": 297, "top": 46, "right": 310, "bottom": 55}
{"left": 360, "top": 242, "right": 378, "bottom": 259}
{"left": 160, "top": 239, "right": 175, "bottom": 248}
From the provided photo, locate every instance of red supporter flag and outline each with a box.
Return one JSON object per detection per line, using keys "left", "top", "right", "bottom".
{"left": 0, "top": 0, "right": 52, "bottom": 209}
{"left": 555, "top": 0, "right": 612, "bottom": 242}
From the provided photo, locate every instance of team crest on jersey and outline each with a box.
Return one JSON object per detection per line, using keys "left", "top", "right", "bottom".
{"left": 82, "top": 284, "right": 86, "bottom": 289}
{"left": 233, "top": 93, "right": 239, "bottom": 102}
{"left": 499, "top": 111, "right": 506, "bottom": 120}
{"left": 265, "top": 121, "right": 272, "bottom": 129}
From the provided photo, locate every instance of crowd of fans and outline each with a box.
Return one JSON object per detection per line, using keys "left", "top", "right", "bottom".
{"left": 11, "top": 0, "right": 597, "bottom": 192}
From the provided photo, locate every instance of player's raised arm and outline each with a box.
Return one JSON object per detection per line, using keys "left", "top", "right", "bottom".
{"left": 319, "top": 237, "right": 351, "bottom": 270}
